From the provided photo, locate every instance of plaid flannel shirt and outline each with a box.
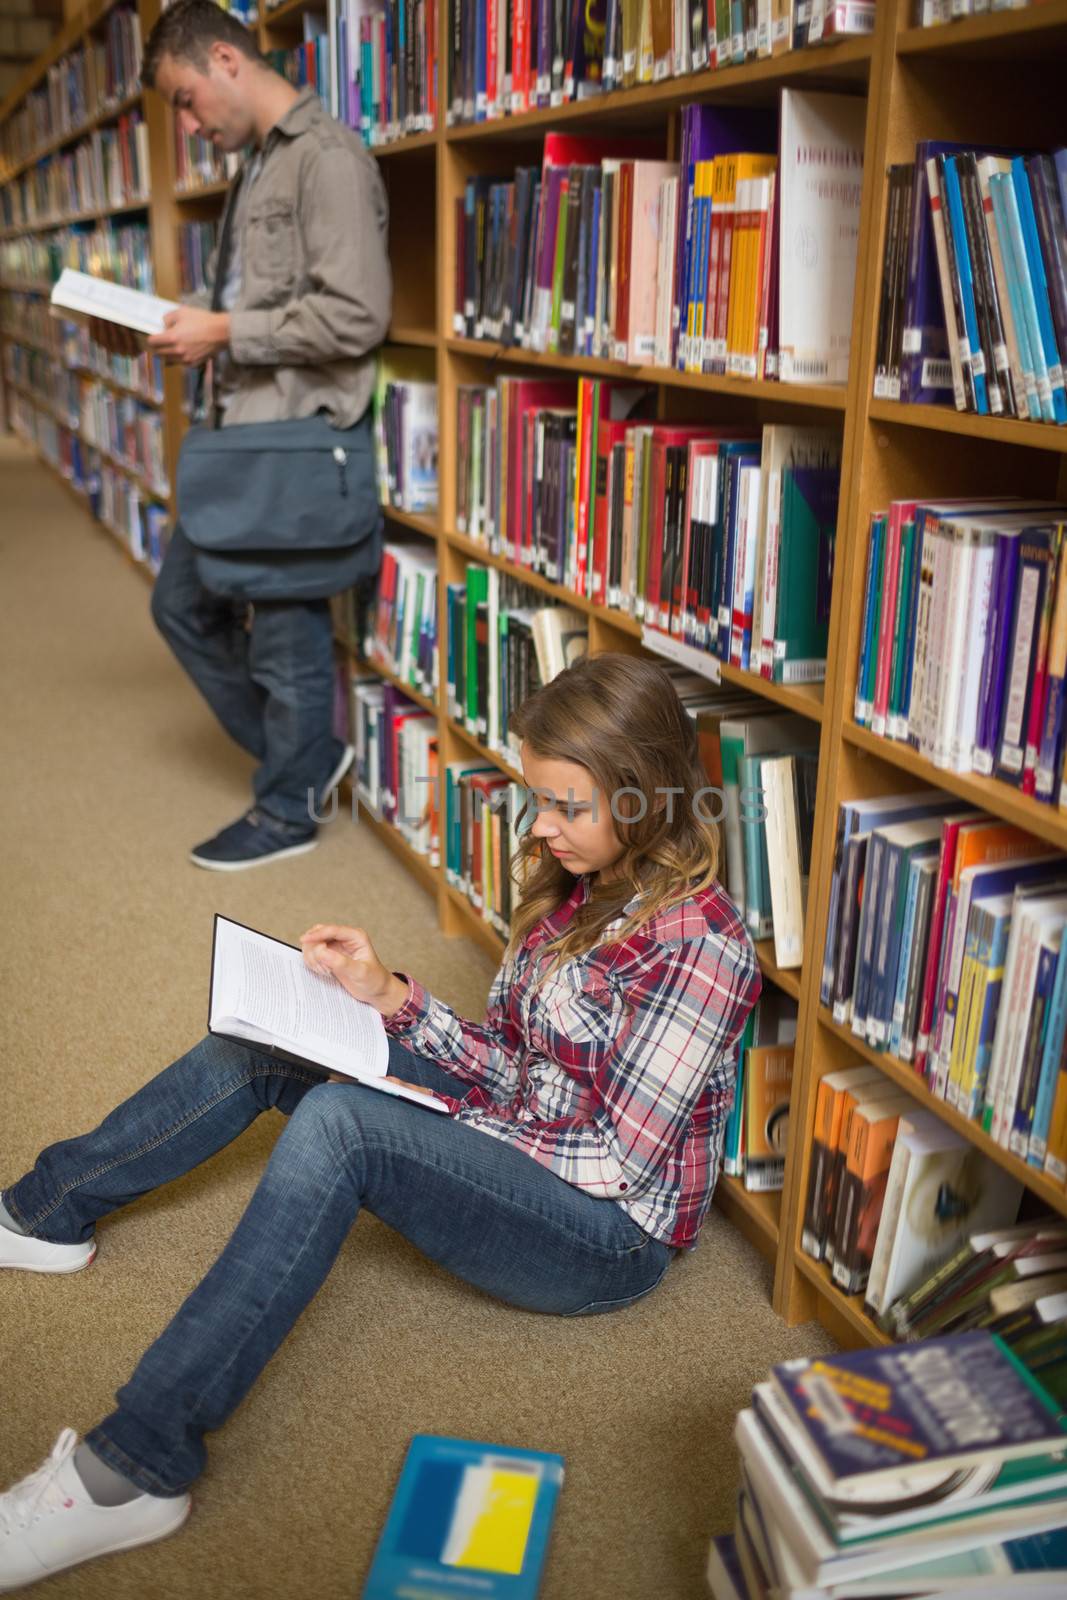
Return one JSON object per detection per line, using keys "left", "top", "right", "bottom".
{"left": 385, "top": 876, "right": 761, "bottom": 1250}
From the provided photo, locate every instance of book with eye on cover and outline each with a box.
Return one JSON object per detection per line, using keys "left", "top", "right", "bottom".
{"left": 208, "top": 914, "right": 450, "bottom": 1113}
{"left": 771, "top": 1331, "right": 1067, "bottom": 1495}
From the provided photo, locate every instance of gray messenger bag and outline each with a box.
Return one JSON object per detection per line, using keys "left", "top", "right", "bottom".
{"left": 176, "top": 410, "right": 383, "bottom": 603}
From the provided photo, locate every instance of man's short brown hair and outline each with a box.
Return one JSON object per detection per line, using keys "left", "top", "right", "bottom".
{"left": 141, "top": 0, "right": 265, "bottom": 90}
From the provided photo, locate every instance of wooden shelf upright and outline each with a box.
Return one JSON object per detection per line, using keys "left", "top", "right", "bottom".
{"left": 4, "top": 0, "right": 1067, "bottom": 1341}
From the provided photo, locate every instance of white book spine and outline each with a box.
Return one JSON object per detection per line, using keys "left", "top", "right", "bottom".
{"left": 954, "top": 535, "right": 996, "bottom": 774}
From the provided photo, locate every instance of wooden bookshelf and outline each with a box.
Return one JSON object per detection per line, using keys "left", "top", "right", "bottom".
{"left": 4, "top": 0, "right": 1067, "bottom": 1347}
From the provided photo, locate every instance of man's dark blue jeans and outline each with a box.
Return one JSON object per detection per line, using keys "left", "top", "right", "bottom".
{"left": 150, "top": 525, "right": 339, "bottom": 827}
{"left": 2, "top": 1035, "right": 676, "bottom": 1495}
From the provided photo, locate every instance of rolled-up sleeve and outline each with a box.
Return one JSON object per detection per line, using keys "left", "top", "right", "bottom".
{"left": 229, "top": 143, "right": 392, "bottom": 367}
{"left": 384, "top": 967, "right": 524, "bottom": 1101}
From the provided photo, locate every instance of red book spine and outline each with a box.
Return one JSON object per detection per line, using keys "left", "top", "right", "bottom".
{"left": 643, "top": 437, "right": 668, "bottom": 627}
{"left": 486, "top": 0, "right": 498, "bottom": 114}
{"left": 513, "top": 0, "right": 529, "bottom": 113}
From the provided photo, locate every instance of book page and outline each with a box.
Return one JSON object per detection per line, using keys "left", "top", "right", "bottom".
{"left": 49, "top": 269, "right": 179, "bottom": 336}
{"left": 211, "top": 916, "right": 389, "bottom": 1078}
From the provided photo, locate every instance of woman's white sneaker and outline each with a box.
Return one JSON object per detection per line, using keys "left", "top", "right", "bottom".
{"left": 0, "top": 1430, "right": 190, "bottom": 1592}
{"left": 0, "top": 1228, "right": 96, "bottom": 1273}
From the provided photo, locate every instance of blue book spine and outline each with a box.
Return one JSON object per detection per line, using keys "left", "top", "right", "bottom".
{"left": 1029, "top": 932, "right": 1067, "bottom": 1166}
{"left": 890, "top": 854, "right": 924, "bottom": 1057}
{"left": 691, "top": 175, "right": 711, "bottom": 373}
{"left": 1010, "top": 942, "right": 1059, "bottom": 1156}
{"left": 868, "top": 841, "right": 906, "bottom": 1050}
{"left": 997, "top": 168, "right": 1059, "bottom": 425}
{"left": 854, "top": 515, "right": 884, "bottom": 726}
{"left": 1011, "top": 156, "right": 1067, "bottom": 424}
{"left": 474, "top": 0, "right": 487, "bottom": 121}
{"left": 989, "top": 170, "right": 1042, "bottom": 423}
{"left": 974, "top": 532, "right": 1011, "bottom": 770}
{"left": 851, "top": 832, "right": 888, "bottom": 1039}
{"left": 964, "top": 913, "right": 1011, "bottom": 1122}
{"left": 979, "top": 533, "right": 1021, "bottom": 774}
{"left": 677, "top": 160, "right": 697, "bottom": 371}
{"left": 1056, "top": 149, "right": 1067, "bottom": 225}
{"left": 897, "top": 508, "right": 926, "bottom": 740}
{"left": 942, "top": 157, "right": 989, "bottom": 415}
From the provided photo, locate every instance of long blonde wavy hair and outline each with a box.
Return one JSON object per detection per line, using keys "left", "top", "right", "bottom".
{"left": 504, "top": 652, "right": 721, "bottom": 982}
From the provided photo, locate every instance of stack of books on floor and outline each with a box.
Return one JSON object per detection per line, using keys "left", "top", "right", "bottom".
{"left": 707, "top": 1328, "right": 1067, "bottom": 1598}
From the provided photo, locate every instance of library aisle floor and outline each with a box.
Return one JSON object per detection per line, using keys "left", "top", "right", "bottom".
{"left": 0, "top": 434, "right": 832, "bottom": 1600}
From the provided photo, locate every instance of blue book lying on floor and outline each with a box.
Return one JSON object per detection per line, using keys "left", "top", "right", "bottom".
{"left": 362, "top": 1434, "right": 565, "bottom": 1599}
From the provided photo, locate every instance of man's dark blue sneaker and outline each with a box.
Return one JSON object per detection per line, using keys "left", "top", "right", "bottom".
{"left": 189, "top": 808, "right": 319, "bottom": 872}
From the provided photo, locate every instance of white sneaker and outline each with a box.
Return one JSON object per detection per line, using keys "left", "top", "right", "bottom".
{"left": 0, "top": 1430, "right": 190, "bottom": 1592}
{"left": 0, "top": 1226, "right": 96, "bottom": 1274}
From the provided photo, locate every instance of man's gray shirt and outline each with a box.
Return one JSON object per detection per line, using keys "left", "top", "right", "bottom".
{"left": 188, "top": 87, "right": 392, "bottom": 429}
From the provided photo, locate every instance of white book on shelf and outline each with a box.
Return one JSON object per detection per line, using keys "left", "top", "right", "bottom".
{"left": 777, "top": 89, "right": 865, "bottom": 387}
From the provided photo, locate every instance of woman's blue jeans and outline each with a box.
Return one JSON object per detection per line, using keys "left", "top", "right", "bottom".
{"left": 2, "top": 1034, "right": 676, "bottom": 1496}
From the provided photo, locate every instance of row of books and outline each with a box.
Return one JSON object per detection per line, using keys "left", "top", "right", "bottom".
{"left": 76, "top": 385, "right": 170, "bottom": 501}
{"left": 454, "top": 93, "right": 864, "bottom": 386}
{"left": 709, "top": 1326, "right": 1067, "bottom": 1599}
{"left": 445, "top": 564, "right": 589, "bottom": 755}
{"left": 374, "top": 365, "right": 439, "bottom": 514}
{"left": 445, "top": 0, "right": 874, "bottom": 127}
{"left": 0, "top": 5, "right": 143, "bottom": 172}
{"left": 873, "top": 143, "right": 1067, "bottom": 422}
{"left": 457, "top": 378, "right": 840, "bottom": 683}
{"left": 267, "top": 30, "right": 335, "bottom": 111}
{"left": 1, "top": 221, "right": 155, "bottom": 296}
{"left": 854, "top": 500, "right": 1067, "bottom": 807}
{"left": 916, "top": 0, "right": 1051, "bottom": 23}
{"left": 351, "top": 676, "right": 440, "bottom": 861}
{"left": 696, "top": 701, "right": 819, "bottom": 969}
{"left": 444, "top": 762, "right": 527, "bottom": 936}
{"left": 334, "top": 0, "right": 439, "bottom": 145}
{"left": 802, "top": 1065, "right": 1025, "bottom": 1302}
{"left": 365, "top": 542, "right": 439, "bottom": 698}
{"left": 820, "top": 794, "right": 1067, "bottom": 1182}
{"left": 12, "top": 398, "right": 170, "bottom": 570}
{"left": 177, "top": 220, "right": 218, "bottom": 298}
{"left": 721, "top": 992, "right": 798, "bottom": 1192}
{"left": 7, "top": 335, "right": 163, "bottom": 419}
{"left": 0, "top": 113, "right": 150, "bottom": 233}
{"left": 172, "top": 119, "right": 242, "bottom": 194}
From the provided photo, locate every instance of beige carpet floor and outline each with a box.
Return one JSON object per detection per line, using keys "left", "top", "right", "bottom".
{"left": 0, "top": 435, "right": 833, "bottom": 1599}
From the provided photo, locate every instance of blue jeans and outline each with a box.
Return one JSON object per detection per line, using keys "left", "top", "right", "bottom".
{"left": 150, "top": 525, "right": 340, "bottom": 827}
{"left": 3, "top": 1035, "right": 675, "bottom": 1496}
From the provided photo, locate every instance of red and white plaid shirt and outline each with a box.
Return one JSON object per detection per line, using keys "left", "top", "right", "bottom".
{"left": 385, "top": 876, "right": 761, "bottom": 1250}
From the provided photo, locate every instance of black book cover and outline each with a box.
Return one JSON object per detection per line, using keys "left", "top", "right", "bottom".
{"left": 957, "top": 153, "right": 1009, "bottom": 417}
{"left": 558, "top": 166, "right": 586, "bottom": 355}
{"left": 668, "top": 445, "right": 690, "bottom": 637}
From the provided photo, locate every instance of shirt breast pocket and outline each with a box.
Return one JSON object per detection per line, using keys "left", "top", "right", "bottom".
{"left": 245, "top": 201, "right": 298, "bottom": 305}
{"left": 547, "top": 967, "right": 625, "bottom": 1052}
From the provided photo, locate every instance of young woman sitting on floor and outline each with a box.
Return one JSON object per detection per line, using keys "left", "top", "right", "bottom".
{"left": 0, "top": 651, "right": 760, "bottom": 1592}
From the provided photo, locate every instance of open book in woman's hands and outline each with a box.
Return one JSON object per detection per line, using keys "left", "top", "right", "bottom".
{"left": 208, "top": 915, "right": 450, "bottom": 1113}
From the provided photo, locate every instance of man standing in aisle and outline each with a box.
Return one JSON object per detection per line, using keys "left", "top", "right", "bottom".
{"left": 139, "top": 0, "right": 391, "bottom": 869}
